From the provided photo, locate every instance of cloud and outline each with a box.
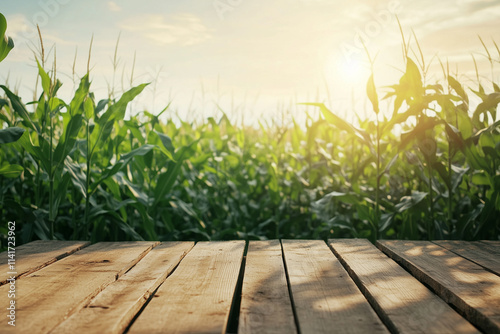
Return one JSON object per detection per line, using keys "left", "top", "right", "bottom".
{"left": 400, "top": 0, "right": 500, "bottom": 35}
{"left": 458, "top": 0, "right": 499, "bottom": 14}
{"left": 2, "top": 14, "right": 74, "bottom": 46}
{"left": 108, "top": 1, "right": 122, "bottom": 12}
{"left": 119, "top": 13, "right": 211, "bottom": 46}
{"left": 4, "top": 14, "right": 32, "bottom": 40}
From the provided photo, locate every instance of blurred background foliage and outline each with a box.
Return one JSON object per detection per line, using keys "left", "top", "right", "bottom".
{"left": 1, "top": 16, "right": 499, "bottom": 246}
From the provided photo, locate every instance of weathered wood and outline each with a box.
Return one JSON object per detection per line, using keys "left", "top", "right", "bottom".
{"left": 330, "top": 239, "right": 478, "bottom": 333}
{"left": 0, "top": 240, "right": 89, "bottom": 285}
{"left": 434, "top": 240, "right": 500, "bottom": 276}
{"left": 378, "top": 240, "right": 500, "bottom": 334}
{"left": 238, "top": 240, "right": 297, "bottom": 334}
{"left": 282, "top": 239, "right": 388, "bottom": 334}
{"left": 2, "top": 239, "right": 497, "bottom": 333}
{"left": 128, "top": 241, "right": 245, "bottom": 334}
{"left": 0, "top": 241, "right": 157, "bottom": 334}
{"left": 50, "top": 242, "right": 194, "bottom": 334}
{"left": 479, "top": 240, "right": 500, "bottom": 255}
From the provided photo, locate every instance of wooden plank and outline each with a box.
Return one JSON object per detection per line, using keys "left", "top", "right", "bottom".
{"left": 282, "top": 240, "right": 388, "bottom": 334}
{"left": 434, "top": 240, "right": 500, "bottom": 276}
{"left": 378, "top": 240, "right": 500, "bottom": 334}
{"left": 0, "top": 240, "right": 90, "bottom": 285}
{"left": 330, "top": 239, "right": 478, "bottom": 333}
{"left": 128, "top": 240, "right": 245, "bottom": 334}
{"left": 0, "top": 241, "right": 157, "bottom": 334}
{"left": 238, "top": 240, "right": 297, "bottom": 334}
{"left": 479, "top": 240, "right": 500, "bottom": 255}
{"left": 51, "top": 242, "right": 194, "bottom": 334}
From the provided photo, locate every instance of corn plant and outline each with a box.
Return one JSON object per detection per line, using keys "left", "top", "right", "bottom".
{"left": 1, "top": 16, "right": 500, "bottom": 246}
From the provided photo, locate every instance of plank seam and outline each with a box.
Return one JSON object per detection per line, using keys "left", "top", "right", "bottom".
{"left": 376, "top": 241, "right": 492, "bottom": 334}
{"left": 122, "top": 242, "right": 195, "bottom": 333}
{"left": 280, "top": 239, "right": 302, "bottom": 334}
{"left": 328, "top": 242, "right": 396, "bottom": 334}
{"left": 115, "top": 242, "right": 160, "bottom": 280}
{"left": 44, "top": 242, "right": 159, "bottom": 333}
{"left": 224, "top": 243, "right": 247, "bottom": 334}
{"left": 0, "top": 241, "right": 91, "bottom": 286}
{"left": 431, "top": 241, "right": 500, "bottom": 277}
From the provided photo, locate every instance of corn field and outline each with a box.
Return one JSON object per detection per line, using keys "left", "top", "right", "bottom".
{"left": 1, "top": 13, "right": 500, "bottom": 247}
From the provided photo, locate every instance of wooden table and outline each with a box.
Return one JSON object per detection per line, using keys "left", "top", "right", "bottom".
{"left": 0, "top": 239, "right": 499, "bottom": 333}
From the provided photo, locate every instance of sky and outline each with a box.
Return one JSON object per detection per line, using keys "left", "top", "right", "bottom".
{"left": 1, "top": 0, "right": 500, "bottom": 124}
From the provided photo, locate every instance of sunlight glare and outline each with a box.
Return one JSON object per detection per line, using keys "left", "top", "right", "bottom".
{"left": 338, "top": 58, "right": 369, "bottom": 84}
{"left": 324, "top": 54, "right": 371, "bottom": 90}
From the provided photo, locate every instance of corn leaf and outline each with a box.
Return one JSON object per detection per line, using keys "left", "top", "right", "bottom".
{"left": 0, "top": 127, "right": 25, "bottom": 144}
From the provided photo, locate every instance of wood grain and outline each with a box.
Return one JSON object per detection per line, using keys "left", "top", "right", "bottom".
{"left": 0, "top": 241, "right": 157, "bottom": 334}
{"left": 378, "top": 240, "right": 500, "bottom": 334}
{"left": 434, "top": 240, "right": 500, "bottom": 276}
{"left": 50, "top": 242, "right": 194, "bottom": 334}
{"left": 0, "top": 240, "right": 89, "bottom": 285}
{"left": 330, "top": 239, "right": 478, "bottom": 333}
{"left": 128, "top": 240, "right": 245, "bottom": 334}
{"left": 479, "top": 240, "right": 500, "bottom": 255}
{"left": 238, "top": 240, "right": 297, "bottom": 334}
{"left": 282, "top": 239, "right": 388, "bottom": 334}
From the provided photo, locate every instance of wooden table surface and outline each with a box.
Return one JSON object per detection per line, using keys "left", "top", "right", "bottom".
{"left": 1, "top": 239, "right": 499, "bottom": 333}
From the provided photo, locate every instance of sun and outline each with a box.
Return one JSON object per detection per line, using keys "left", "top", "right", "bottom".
{"left": 325, "top": 55, "right": 370, "bottom": 87}
{"left": 337, "top": 57, "right": 369, "bottom": 84}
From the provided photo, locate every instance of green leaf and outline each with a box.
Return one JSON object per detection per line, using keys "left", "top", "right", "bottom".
{"left": 456, "top": 108, "right": 473, "bottom": 139}
{"left": 95, "top": 99, "right": 109, "bottom": 114}
{"left": 52, "top": 173, "right": 71, "bottom": 219}
{"left": 464, "top": 142, "right": 491, "bottom": 172}
{"left": 379, "top": 153, "right": 399, "bottom": 180}
{"left": 0, "top": 14, "right": 7, "bottom": 40}
{"left": 0, "top": 13, "right": 14, "bottom": 62}
{"left": 471, "top": 172, "right": 491, "bottom": 186}
{"left": 448, "top": 75, "right": 469, "bottom": 105}
{"left": 0, "top": 85, "right": 38, "bottom": 132}
{"left": 399, "top": 116, "right": 439, "bottom": 152}
{"left": 236, "top": 130, "right": 245, "bottom": 147}
{"left": 83, "top": 97, "right": 94, "bottom": 119}
{"left": 315, "top": 191, "right": 359, "bottom": 206}
{"left": 382, "top": 100, "right": 426, "bottom": 134}
{"left": 69, "top": 74, "right": 90, "bottom": 116}
{"left": 116, "top": 217, "right": 145, "bottom": 241}
{"left": 404, "top": 57, "right": 423, "bottom": 97}
{"left": 451, "top": 165, "right": 469, "bottom": 192}
{"left": 395, "top": 191, "right": 427, "bottom": 212}
{"left": 0, "top": 127, "right": 24, "bottom": 144}
{"left": 54, "top": 114, "right": 83, "bottom": 166}
{"left": 0, "top": 164, "right": 23, "bottom": 178}
{"left": 302, "top": 102, "right": 373, "bottom": 149}
{"left": 154, "top": 130, "right": 175, "bottom": 160}
{"left": 91, "top": 84, "right": 149, "bottom": 150}
{"left": 432, "top": 161, "right": 451, "bottom": 190}
{"left": 154, "top": 140, "right": 199, "bottom": 207}
{"left": 224, "top": 154, "right": 239, "bottom": 168}
{"left": 98, "top": 83, "right": 149, "bottom": 125}
{"left": 367, "top": 74, "right": 379, "bottom": 114}
{"left": 379, "top": 213, "right": 395, "bottom": 233}
{"left": 307, "top": 119, "right": 326, "bottom": 150}
{"left": 473, "top": 92, "right": 500, "bottom": 128}
{"left": 307, "top": 103, "right": 355, "bottom": 134}
{"left": 36, "top": 59, "right": 51, "bottom": 96}
{"left": 64, "top": 159, "right": 87, "bottom": 198}
{"left": 91, "top": 144, "right": 155, "bottom": 193}
{"left": 16, "top": 131, "right": 51, "bottom": 172}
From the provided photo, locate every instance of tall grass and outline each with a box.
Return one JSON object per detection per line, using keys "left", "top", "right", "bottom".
{"left": 1, "top": 18, "right": 500, "bottom": 245}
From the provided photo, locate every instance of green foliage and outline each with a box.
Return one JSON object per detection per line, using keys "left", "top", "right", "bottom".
{"left": 0, "top": 13, "right": 14, "bottom": 63}
{"left": 0, "top": 14, "right": 22, "bottom": 179}
{"left": 1, "top": 29, "right": 500, "bottom": 245}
